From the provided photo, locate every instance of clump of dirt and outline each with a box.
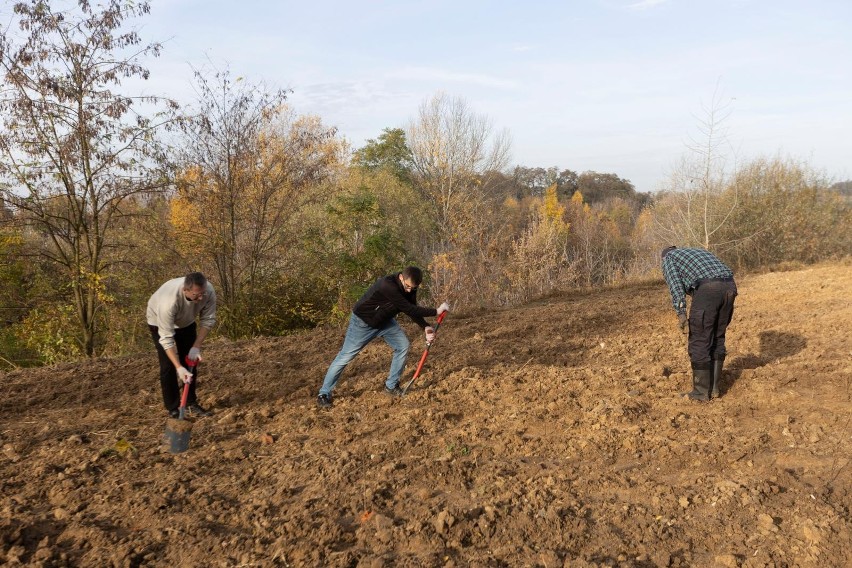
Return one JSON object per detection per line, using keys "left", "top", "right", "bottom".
{"left": 1, "top": 262, "right": 850, "bottom": 567}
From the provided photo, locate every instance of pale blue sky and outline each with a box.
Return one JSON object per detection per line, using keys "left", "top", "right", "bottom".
{"left": 14, "top": 0, "right": 852, "bottom": 191}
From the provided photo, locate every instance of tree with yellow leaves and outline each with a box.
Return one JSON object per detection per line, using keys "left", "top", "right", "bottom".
{"left": 505, "top": 184, "right": 573, "bottom": 303}
{"left": 172, "top": 69, "right": 347, "bottom": 337}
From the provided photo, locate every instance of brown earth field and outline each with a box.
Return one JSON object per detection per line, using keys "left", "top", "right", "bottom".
{"left": 1, "top": 261, "right": 851, "bottom": 568}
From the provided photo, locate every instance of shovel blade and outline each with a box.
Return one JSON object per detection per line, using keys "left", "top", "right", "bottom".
{"left": 164, "top": 418, "right": 193, "bottom": 453}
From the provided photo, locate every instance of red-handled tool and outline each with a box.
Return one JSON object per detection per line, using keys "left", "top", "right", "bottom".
{"left": 178, "top": 355, "right": 197, "bottom": 420}
{"left": 401, "top": 311, "right": 447, "bottom": 395}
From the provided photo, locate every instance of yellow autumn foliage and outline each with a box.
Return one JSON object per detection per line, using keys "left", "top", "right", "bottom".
{"left": 540, "top": 183, "right": 570, "bottom": 235}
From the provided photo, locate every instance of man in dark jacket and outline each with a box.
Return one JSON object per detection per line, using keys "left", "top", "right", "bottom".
{"left": 661, "top": 246, "right": 737, "bottom": 401}
{"left": 317, "top": 266, "right": 449, "bottom": 408}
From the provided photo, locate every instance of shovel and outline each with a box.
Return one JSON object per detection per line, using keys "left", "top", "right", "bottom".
{"left": 401, "top": 311, "right": 447, "bottom": 395}
{"left": 164, "top": 356, "right": 196, "bottom": 453}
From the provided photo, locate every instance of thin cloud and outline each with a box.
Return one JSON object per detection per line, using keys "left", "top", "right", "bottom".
{"left": 627, "top": 0, "right": 670, "bottom": 10}
{"left": 293, "top": 81, "right": 408, "bottom": 110}
{"left": 389, "top": 66, "right": 519, "bottom": 90}
{"left": 510, "top": 43, "right": 537, "bottom": 53}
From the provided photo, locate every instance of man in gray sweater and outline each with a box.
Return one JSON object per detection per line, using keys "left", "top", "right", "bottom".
{"left": 147, "top": 272, "right": 217, "bottom": 418}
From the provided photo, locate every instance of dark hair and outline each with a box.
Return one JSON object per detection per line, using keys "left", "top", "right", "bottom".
{"left": 660, "top": 246, "right": 677, "bottom": 261}
{"left": 184, "top": 272, "right": 207, "bottom": 288}
{"left": 401, "top": 266, "right": 423, "bottom": 285}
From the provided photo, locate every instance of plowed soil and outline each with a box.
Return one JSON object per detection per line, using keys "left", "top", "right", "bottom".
{"left": 2, "top": 262, "right": 850, "bottom": 568}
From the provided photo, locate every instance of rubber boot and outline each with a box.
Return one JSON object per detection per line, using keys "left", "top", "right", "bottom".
{"left": 711, "top": 358, "right": 724, "bottom": 399}
{"left": 682, "top": 368, "right": 712, "bottom": 401}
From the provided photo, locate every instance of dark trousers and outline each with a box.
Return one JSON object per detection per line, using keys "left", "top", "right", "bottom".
{"left": 687, "top": 280, "right": 737, "bottom": 369}
{"left": 149, "top": 323, "right": 198, "bottom": 411}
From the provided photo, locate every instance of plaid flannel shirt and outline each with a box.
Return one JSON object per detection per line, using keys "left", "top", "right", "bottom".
{"left": 662, "top": 248, "right": 734, "bottom": 314}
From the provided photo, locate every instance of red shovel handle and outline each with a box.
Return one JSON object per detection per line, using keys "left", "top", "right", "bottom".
{"left": 426, "top": 310, "right": 447, "bottom": 345}
{"left": 401, "top": 310, "right": 448, "bottom": 395}
{"left": 179, "top": 381, "right": 191, "bottom": 408}
{"left": 178, "top": 355, "right": 197, "bottom": 420}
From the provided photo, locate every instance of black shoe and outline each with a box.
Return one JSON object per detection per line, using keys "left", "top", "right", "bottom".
{"left": 187, "top": 402, "right": 213, "bottom": 417}
{"left": 384, "top": 385, "right": 404, "bottom": 397}
{"left": 317, "top": 393, "right": 333, "bottom": 408}
{"left": 168, "top": 408, "right": 180, "bottom": 419}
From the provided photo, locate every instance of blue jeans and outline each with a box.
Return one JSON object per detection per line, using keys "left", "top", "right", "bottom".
{"left": 319, "top": 313, "right": 410, "bottom": 396}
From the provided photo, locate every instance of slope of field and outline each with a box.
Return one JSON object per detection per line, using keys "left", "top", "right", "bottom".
{"left": 1, "top": 261, "right": 850, "bottom": 567}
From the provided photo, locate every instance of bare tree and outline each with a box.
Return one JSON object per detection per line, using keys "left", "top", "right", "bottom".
{"left": 0, "top": 0, "right": 173, "bottom": 356}
{"left": 654, "top": 85, "right": 739, "bottom": 251}
{"left": 406, "top": 93, "right": 511, "bottom": 247}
